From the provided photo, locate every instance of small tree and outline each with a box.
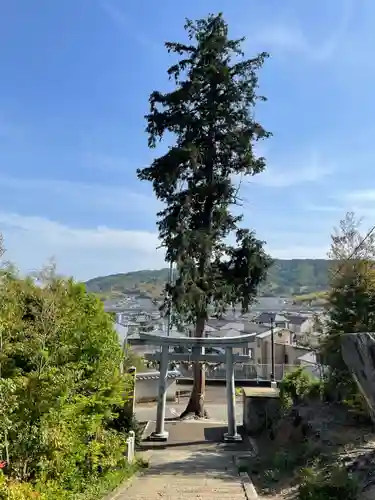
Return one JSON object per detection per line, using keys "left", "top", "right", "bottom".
{"left": 321, "top": 212, "right": 375, "bottom": 399}
{"left": 137, "top": 13, "right": 272, "bottom": 417}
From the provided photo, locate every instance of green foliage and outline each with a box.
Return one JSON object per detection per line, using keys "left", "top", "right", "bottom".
{"left": 292, "top": 290, "right": 328, "bottom": 304}
{"left": 247, "top": 439, "right": 322, "bottom": 494}
{"left": 138, "top": 12, "right": 273, "bottom": 322}
{"left": 0, "top": 269, "right": 137, "bottom": 499}
{"left": 298, "top": 465, "right": 358, "bottom": 500}
{"left": 122, "top": 347, "right": 146, "bottom": 372}
{"left": 266, "top": 259, "right": 330, "bottom": 296}
{"left": 85, "top": 259, "right": 331, "bottom": 298}
{"left": 279, "top": 368, "right": 322, "bottom": 406}
{"left": 342, "top": 391, "right": 371, "bottom": 422}
{"left": 85, "top": 269, "right": 170, "bottom": 299}
{"left": 137, "top": 13, "right": 274, "bottom": 414}
{"left": 320, "top": 212, "right": 375, "bottom": 405}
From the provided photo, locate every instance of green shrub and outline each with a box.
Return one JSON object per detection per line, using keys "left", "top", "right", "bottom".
{"left": 0, "top": 272, "right": 138, "bottom": 498}
{"left": 298, "top": 465, "right": 358, "bottom": 500}
{"left": 109, "top": 410, "right": 143, "bottom": 447}
{"left": 280, "top": 367, "right": 323, "bottom": 406}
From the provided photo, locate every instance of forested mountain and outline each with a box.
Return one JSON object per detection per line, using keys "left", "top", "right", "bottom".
{"left": 85, "top": 259, "right": 330, "bottom": 298}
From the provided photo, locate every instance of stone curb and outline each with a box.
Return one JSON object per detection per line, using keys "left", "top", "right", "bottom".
{"left": 239, "top": 469, "right": 259, "bottom": 500}
{"left": 234, "top": 434, "right": 260, "bottom": 500}
{"left": 234, "top": 455, "right": 259, "bottom": 500}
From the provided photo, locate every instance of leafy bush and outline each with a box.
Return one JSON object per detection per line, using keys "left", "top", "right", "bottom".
{"left": 109, "top": 410, "right": 143, "bottom": 447}
{"left": 0, "top": 269, "right": 137, "bottom": 498}
{"left": 279, "top": 368, "right": 323, "bottom": 406}
{"left": 298, "top": 465, "right": 358, "bottom": 500}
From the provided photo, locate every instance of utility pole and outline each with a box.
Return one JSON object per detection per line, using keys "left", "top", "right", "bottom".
{"left": 270, "top": 315, "right": 275, "bottom": 381}
{"left": 166, "top": 261, "right": 174, "bottom": 370}
{"left": 166, "top": 261, "right": 174, "bottom": 337}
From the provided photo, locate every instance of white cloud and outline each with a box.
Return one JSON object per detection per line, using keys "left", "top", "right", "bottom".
{"left": 0, "top": 174, "right": 160, "bottom": 215}
{"left": 306, "top": 198, "right": 375, "bottom": 224}
{"left": 100, "top": 2, "right": 161, "bottom": 53}
{"left": 304, "top": 204, "right": 341, "bottom": 213}
{"left": 252, "top": 0, "right": 355, "bottom": 62}
{"left": 0, "top": 211, "right": 329, "bottom": 280}
{"left": 344, "top": 189, "right": 375, "bottom": 202}
{"left": 81, "top": 152, "right": 131, "bottom": 172}
{"left": 269, "top": 244, "right": 329, "bottom": 260}
{"left": 248, "top": 153, "right": 334, "bottom": 188}
{"left": 0, "top": 212, "right": 166, "bottom": 280}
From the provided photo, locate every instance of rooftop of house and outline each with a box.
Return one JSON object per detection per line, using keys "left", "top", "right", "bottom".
{"left": 206, "top": 318, "right": 234, "bottom": 330}
{"left": 241, "top": 322, "right": 270, "bottom": 335}
{"left": 255, "top": 312, "right": 289, "bottom": 324}
{"left": 256, "top": 326, "right": 283, "bottom": 339}
{"left": 136, "top": 370, "right": 181, "bottom": 381}
{"left": 298, "top": 351, "right": 318, "bottom": 364}
{"left": 285, "top": 314, "right": 309, "bottom": 325}
{"left": 205, "top": 328, "right": 245, "bottom": 338}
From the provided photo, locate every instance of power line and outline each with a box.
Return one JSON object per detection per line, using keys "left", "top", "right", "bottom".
{"left": 330, "top": 223, "right": 375, "bottom": 282}
{"left": 325, "top": 222, "right": 375, "bottom": 337}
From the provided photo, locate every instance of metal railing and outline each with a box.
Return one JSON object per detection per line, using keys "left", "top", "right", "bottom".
{"left": 178, "top": 363, "right": 321, "bottom": 381}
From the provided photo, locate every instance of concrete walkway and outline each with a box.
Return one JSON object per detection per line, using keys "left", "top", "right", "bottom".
{"left": 118, "top": 421, "right": 253, "bottom": 500}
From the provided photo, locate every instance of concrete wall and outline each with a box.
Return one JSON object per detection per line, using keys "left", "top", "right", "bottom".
{"left": 135, "top": 375, "right": 177, "bottom": 403}
{"left": 242, "top": 387, "right": 281, "bottom": 434}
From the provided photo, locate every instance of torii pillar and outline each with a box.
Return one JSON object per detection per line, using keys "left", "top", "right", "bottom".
{"left": 131, "top": 332, "right": 256, "bottom": 442}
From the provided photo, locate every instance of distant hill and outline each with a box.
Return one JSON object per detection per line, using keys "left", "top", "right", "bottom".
{"left": 85, "top": 259, "right": 331, "bottom": 299}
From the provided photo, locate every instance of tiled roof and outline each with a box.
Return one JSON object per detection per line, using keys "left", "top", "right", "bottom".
{"left": 136, "top": 370, "right": 181, "bottom": 381}
{"left": 206, "top": 319, "right": 230, "bottom": 329}
{"left": 255, "top": 312, "right": 289, "bottom": 324}
{"left": 285, "top": 314, "right": 309, "bottom": 325}
{"left": 241, "top": 322, "right": 270, "bottom": 335}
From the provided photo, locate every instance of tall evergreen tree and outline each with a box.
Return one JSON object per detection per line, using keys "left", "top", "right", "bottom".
{"left": 137, "top": 13, "right": 273, "bottom": 417}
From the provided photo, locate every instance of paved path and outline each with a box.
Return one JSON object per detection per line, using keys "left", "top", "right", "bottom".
{"left": 118, "top": 422, "right": 252, "bottom": 500}
{"left": 135, "top": 386, "right": 243, "bottom": 425}
{"left": 135, "top": 401, "right": 243, "bottom": 425}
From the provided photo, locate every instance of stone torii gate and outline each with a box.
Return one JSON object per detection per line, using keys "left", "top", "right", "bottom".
{"left": 130, "top": 331, "right": 257, "bottom": 442}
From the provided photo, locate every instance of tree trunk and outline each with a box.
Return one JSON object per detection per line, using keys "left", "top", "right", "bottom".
{"left": 180, "top": 317, "right": 208, "bottom": 418}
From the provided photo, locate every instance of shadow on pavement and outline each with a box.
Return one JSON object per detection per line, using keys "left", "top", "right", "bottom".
{"left": 139, "top": 422, "right": 249, "bottom": 453}
{"left": 140, "top": 448, "right": 240, "bottom": 482}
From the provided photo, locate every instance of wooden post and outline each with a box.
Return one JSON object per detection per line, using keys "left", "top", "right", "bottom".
{"left": 124, "top": 366, "right": 136, "bottom": 417}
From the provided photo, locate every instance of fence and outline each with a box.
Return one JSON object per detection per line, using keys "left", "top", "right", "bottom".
{"left": 126, "top": 430, "right": 135, "bottom": 463}
{"left": 178, "top": 363, "right": 322, "bottom": 381}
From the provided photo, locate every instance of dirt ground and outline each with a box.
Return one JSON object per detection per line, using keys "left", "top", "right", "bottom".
{"left": 245, "top": 401, "right": 375, "bottom": 499}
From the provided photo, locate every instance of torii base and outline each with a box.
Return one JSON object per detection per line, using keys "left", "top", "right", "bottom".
{"left": 224, "top": 432, "right": 242, "bottom": 443}
{"left": 148, "top": 431, "right": 169, "bottom": 442}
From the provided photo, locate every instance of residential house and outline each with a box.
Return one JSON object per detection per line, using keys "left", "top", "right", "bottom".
{"left": 205, "top": 318, "right": 246, "bottom": 332}
{"left": 250, "top": 325, "right": 318, "bottom": 379}
{"left": 285, "top": 314, "right": 313, "bottom": 334}
{"left": 298, "top": 351, "right": 322, "bottom": 379}
{"left": 254, "top": 312, "right": 290, "bottom": 329}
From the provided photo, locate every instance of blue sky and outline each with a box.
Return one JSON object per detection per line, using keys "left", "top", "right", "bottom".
{"left": 0, "top": 0, "right": 374, "bottom": 280}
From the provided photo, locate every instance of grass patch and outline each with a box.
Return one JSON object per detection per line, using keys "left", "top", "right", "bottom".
{"left": 1, "top": 459, "right": 148, "bottom": 500}
{"left": 72, "top": 461, "right": 141, "bottom": 500}
{"left": 83, "top": 458, "right": 149, "bottom": 500}
{"left": 298, "top": 464, "right": 358, "bottom": 500}
{"left": 246, "top": 439, "right": 322, "bottom": 495}
{"left": 243, "top": 438, "right": 358, "bottom": 499}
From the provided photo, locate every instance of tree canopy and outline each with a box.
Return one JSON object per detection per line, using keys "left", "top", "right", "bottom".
{"left": 320, "top": 212, "right": 375, "bottom": 400}
{"left": 0, "top": 263, "right": 137, "bottom": 499}
{"left": 137, "top": 13, "right": 272, "bottom": 416}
